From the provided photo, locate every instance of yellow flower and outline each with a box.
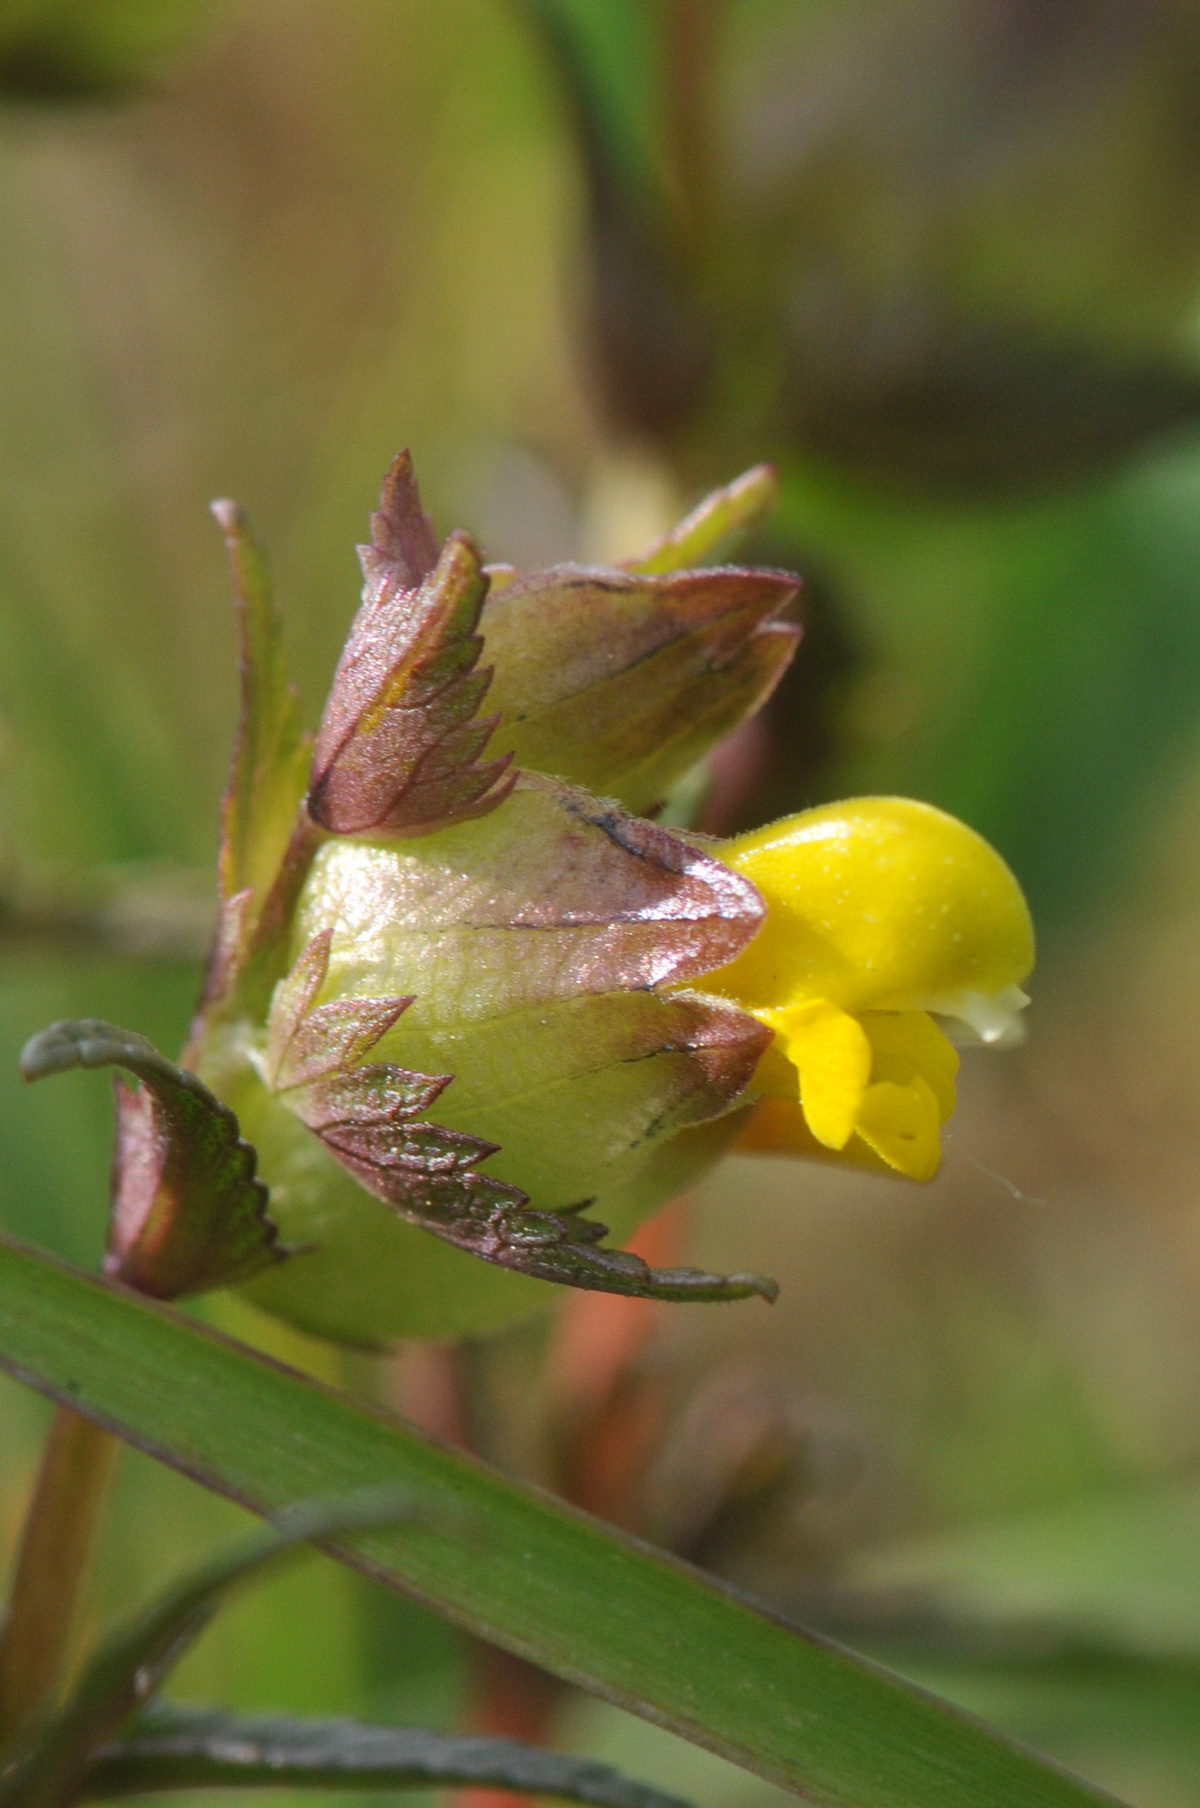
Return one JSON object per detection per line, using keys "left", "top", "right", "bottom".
{"left": 702, "top": 797, "right": 1034, "bottom": 1180}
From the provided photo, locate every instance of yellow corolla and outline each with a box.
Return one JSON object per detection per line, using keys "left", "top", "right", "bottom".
{"left": 703, "top": 798, "right": 1035, "bottom": 1181}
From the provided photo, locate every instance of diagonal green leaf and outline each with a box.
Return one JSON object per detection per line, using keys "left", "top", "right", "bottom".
{"left": 0, "top": 1231, "right": 1123, "bottom": 1808}
{"left": 210, "top": 499, "right": 310, "bottom": 915}
{"left": 0, "top": 1492, "right": 423, "bottom": 1808}
{"left": 82, "top": 1704, "right": 693, "bottom": 1808}
{"left": 19, "top": 1021, "right": 282, "bottom": 1298}
{"left": 513, "top": 0, "right": 663, "bottom": 217}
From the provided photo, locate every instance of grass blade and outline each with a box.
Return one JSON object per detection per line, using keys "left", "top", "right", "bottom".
{"left": 0, "top": 1493, "right": 421, "bottom": 1808}
{"left": 0, "top": 1231, "right": 1123, "bottom": 1808}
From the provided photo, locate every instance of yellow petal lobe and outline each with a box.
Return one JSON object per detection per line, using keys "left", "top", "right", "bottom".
{"left": 760, "top": 999, "right": 872, "bottom": 1150}
{"left": 861, "top": 1011, "right": 958, "bottom": 1122}
{"left": 854, "top": 1077, "right": 944, "bottom": 1181}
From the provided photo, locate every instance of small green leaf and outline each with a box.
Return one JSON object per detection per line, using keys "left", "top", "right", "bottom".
{"left": 210, "top": 499, "right": 310, "bottom": 915}
{"left": 625, "top": 468, "right": 781, "bottom": 575}
{"left": 481, "top": 559, "right": 797, "bottom": 814}
{"left": 19, "top": 1020, "right": 282, "bottom": 1298}
{"left": 0, "top": 1491, "right": 423, "bottom": 1808}
{"left": 82, "top": 1704, "right": 694, "bottom": 1808}
{"left": 202, "top": 498, "right": 316, "bottom": 1026}
{"left": 0, "top": 1232, "right": 1123, "bottom": 1808}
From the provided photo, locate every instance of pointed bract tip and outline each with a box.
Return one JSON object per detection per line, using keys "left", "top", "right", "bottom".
{"left": 371, "top": 449, "right": 439, "bottom": 588}
{"left": 737, "top": 461, "right": 778, "bottom": 491}
{"left": 721, "top": 464, "right": 779, "bottom": 520}
{"left": 210, "top": 498, "right": 244, "bottom": 536}
{"left": 312, "top": 505, "right": 508, "bottom": 838}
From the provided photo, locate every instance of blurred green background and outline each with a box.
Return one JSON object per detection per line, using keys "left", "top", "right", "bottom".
{"left": 8, "top": 1, "right": 1200, "bottom": 1803}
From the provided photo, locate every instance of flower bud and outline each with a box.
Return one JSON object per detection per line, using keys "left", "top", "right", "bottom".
{"left": 179, "top": 455, "right": 1034, "bottom": 1343}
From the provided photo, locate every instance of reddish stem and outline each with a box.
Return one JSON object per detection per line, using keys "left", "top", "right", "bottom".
{"left": 457, "top": 1202, "right": 693, "bottom": 1802}
{"left": 0, "top": 1407, "right": 120, "bottom": 1748}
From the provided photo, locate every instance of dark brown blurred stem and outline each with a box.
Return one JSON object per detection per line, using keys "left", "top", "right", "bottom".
{"left": 0, "top": 1407, "right": 120, "bottom": 1749}
{"left": 661, "top": 0, "right": 721, "bottom": 240}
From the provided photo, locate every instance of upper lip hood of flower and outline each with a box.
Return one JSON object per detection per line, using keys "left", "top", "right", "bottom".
{"left": 707, "top": 798, "right": 1034, "bottom": 1024}
{"left": 701, "top": 797, "right": 1034, "bottom": 1181}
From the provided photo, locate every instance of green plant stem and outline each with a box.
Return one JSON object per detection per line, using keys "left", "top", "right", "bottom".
{"left": 0, "top": 1405, "right": 120, "bottom": 1749}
